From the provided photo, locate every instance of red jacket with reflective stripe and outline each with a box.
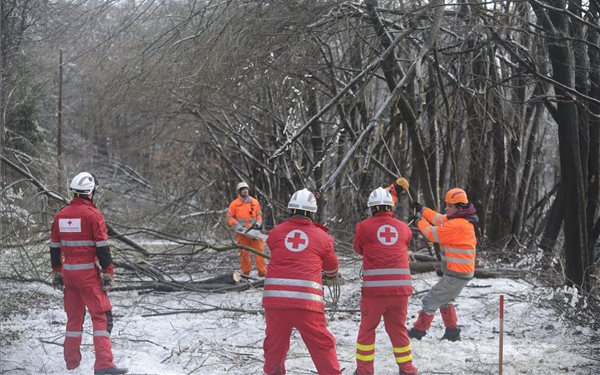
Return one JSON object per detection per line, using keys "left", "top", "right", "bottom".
{"left": 263, "top": 218, "right": 339, "bottom": 312}
{"left": 353, "top": 211, "right": 413, "bottom": 297}
{"left": 50, "top": 198, "right": 113, "bottom": 274}
{"left": 417, "top": 207, "right": 477, "bottom": 279}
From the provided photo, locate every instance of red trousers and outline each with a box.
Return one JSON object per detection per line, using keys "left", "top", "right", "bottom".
{"left": 237, "top": 234, "right": 266, "bottom": 275}
{"left": 63, "top": 268, "right": 114, "bottom": 371}
{"left": 263, "top": 308, "right": 341, "bottom": 375}
{"left": 356, "top": 295, "right": 416, "bottom": 375}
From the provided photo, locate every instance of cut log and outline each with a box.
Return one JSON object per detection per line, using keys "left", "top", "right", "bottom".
{"left": 196, "top": 272, "right": 242, "bottom": 285}
{"left": 111, "top": 272, "right": 264, "bottom": 293}
{"left": 409, "top": 261, "right": 438, "bottom": 273}
{"left": 412, "top": 254, "right": 438, "bottom": 262}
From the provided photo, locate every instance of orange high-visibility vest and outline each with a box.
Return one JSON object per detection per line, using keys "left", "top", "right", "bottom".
{"left": 226, "top": 196, "right": 262, "bottom": 229}
{"left": 417, "top": 207, "right": 477, "bottom": 278}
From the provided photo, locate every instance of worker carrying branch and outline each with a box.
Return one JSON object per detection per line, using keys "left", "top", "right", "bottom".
{"left": 226, "top": 181, "right": 267, "bottom": 277}
{"left": 408, "top": 188, "right": 478, "bottom": 342}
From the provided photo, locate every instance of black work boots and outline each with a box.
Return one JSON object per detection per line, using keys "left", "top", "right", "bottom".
{"left": 440, "top": 327, "right": 461, "bottom": 341}
{"left": 407, "top": 327, "right": 427, "bottom": 340}
{"left": 94, "top": 366, "right": 128, "bottom": 375}
{"left": 407, "top": 327, "right": 461, "bottom": 341}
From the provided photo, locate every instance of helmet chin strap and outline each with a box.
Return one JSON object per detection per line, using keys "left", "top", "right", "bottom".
{"left": 74, "top": 191, "right": 95, "bottom": 202}
{"left": 291, "top": 209, "right": 313, "bottom": 219}
{"left": 371, "top": 205, "right": 391, "bottom": 213}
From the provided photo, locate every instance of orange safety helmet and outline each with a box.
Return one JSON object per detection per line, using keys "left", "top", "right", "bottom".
{"left": 445, "top": 188, "right": 469, "bottom": 204}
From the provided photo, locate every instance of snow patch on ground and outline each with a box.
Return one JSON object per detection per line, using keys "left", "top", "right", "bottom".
{"left": 1, "top": 265, "right": 599, "bottom": 374}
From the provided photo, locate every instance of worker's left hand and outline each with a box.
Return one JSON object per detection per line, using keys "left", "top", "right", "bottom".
{"left": 252, "top": 221, "right": 262, "bottom": 230}
{"left": 102, "top": 273, "right": 113, "bottom": 292}
{"left": 51, "top": 272, "right": 63, "bottom": 290}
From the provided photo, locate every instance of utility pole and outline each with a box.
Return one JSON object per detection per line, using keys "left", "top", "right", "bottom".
{"left": 57, "top": 49, "right": 64, "bottom": 194}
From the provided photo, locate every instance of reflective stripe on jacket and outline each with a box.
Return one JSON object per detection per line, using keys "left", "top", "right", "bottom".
{"left": 226, "top": 196, "right": 262, "bottom": 228}
{"left": 263, "top": 218, "right": 338, "bottom": 312}
{"left": 418, "top": 207, "right": 477, "bottom": 278}
{"left": 353, "top": 211, "right": 413, "bottom": 296}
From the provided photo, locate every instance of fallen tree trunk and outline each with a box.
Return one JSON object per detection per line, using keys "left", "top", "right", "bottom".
{"left": 409, "top": 261, "right": 439, "bottom": 273}
{"left": 412, "top": 253, "right": 438, "bottom": 262}
{"left": 111, "top": 273, "right": 264, "bottom": 293}
{"left": 409, "top": 262, "right": 527, "bottom": 279}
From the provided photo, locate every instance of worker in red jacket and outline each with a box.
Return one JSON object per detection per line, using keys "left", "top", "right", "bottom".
{"left": 353, "top": 187, "right": 418, "bottom": 375}
{"left": 50, "top": 172, "right": 128, "bottom": 375}
{"left": 408, "top": 188, "right": 478, "bottom": 342}
{"left": 262, "top": 188, "right": 341, "bottom": 375}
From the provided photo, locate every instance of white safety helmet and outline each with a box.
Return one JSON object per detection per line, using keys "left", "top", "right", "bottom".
{"left": 236, "top": 181, "right": 249, "bottom": 191}
{"left": 367, "top": 187, "right": 394, "bottom": 207}
{"left": 69, "top": 172, "right": 97, "bottom": 195}
{"left": 288, "top": 188, "right": 318, "bottom": 213}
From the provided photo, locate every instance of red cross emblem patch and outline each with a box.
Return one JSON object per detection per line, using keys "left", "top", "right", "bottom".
{"left": 285, "top": 230, "right": 309, "bottom": 252}
{"left": 377, "top": 225, "right": 398, "bottom": 245}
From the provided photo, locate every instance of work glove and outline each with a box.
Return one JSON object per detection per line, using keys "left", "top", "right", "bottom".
{"left": 102, "top": 272, "right": 114, "bottom": 292}
{"left": 395, "top": 177, "right": 410, "bottom": 191}
{"left": 234, "top": 222, "right": 244, "bottom": 232}
{"left": 51, "top": 272, "right": 63, "bottom": 290}
{"left": 411, "top": 201, "right": 424, "bottom": 213}
{"left": 252, "top": 221, "right": 262, "bottom": 230}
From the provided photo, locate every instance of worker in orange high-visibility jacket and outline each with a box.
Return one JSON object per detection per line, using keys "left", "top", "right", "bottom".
{"left": 50, "top": 172, "right": 128, "bottom": 375}
{"left": 353, "top": 187, "right": 418, "bottom": 375}
{"left": 226, "top": 181, "right": 266, "bottom": 276}
{"left": 408, "top": 188, "right": 478, "bottom": 342}
{"left": 262, "top": 188, "right": 341, "bottom": 375}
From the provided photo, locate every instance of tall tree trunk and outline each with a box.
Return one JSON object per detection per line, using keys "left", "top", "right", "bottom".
{"left": 534, "top": 0, "right": 590, "bottom": 289}
{"left": 503, "top": 1, "right": 530, "bottom": 244}
{"left": 488, "top": 45, "right": 512, "bottom": 246}
{"left": 0, "top": 0, "right": 6, "bottom": 189}
{"left": 307, "top": 85, "right": 324, "bottom": 223}
{"left": 586, "top": 1, "right": 600, "bottom": 250}
{"left": 464, "top": 5, "right": 490, "bottom": 236}
{"left": 512, "top": 95, "right": 544, "bottom": 239}
{"left": 540, "top": 189, "right": 563, "bottom": 255}
{"left": 426, "top": 66, "right": 440, "bottom": 204}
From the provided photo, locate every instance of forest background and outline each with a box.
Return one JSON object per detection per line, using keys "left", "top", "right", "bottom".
{"left": 1, "top": 0, "right": 599, "bottom": 330}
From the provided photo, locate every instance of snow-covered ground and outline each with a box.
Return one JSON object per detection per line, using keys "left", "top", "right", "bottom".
{"left": 1, "top": 260, "right": 599, "bottom": 375}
